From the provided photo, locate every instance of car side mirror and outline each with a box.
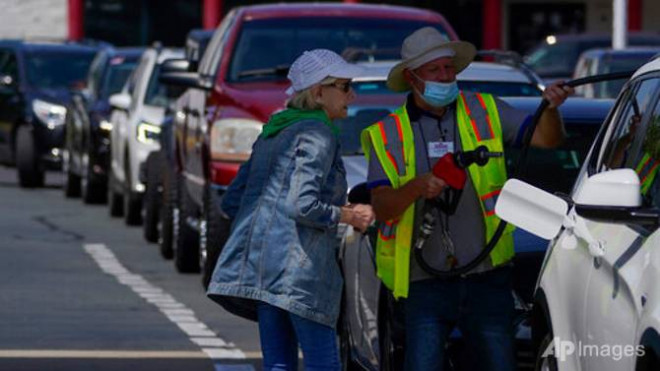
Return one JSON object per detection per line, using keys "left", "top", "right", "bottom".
{"left": 109, "top": 93, "right": 131, "bottom": 110}
{"left": 161, "top": 58, "right": 190, "bottom": 73}
{"left": 496, "top": 169, "right": 658, "bottom": 240}
{"left": 159, "top": 72, "right": 211, "bottom": 91}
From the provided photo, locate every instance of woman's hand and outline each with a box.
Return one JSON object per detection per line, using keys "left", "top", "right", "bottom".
{"left": 340, "top": 204, "right": 375, "bottom": 233}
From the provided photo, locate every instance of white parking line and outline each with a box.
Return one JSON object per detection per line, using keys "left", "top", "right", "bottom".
{"left": 82, "top": 243, "right": 255, "bottom": 364}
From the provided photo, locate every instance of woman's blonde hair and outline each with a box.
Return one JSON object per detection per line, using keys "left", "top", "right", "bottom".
{"left": 287, "top": 77, "right": 337, "bottom": 110}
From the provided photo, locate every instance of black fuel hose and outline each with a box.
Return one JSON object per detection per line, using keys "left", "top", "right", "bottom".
{"left": 415, "top": 70, "right": 636, "bottom": 278}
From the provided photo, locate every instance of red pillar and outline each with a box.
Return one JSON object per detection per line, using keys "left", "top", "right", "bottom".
{"left": 67, "top": 0, "right": 84, "bottom": 41}
{"left": 628, "top": 0, "right": 642, "bottom": 31}
{"left": 482, "top": 0, "right": 502, "bottom": 49}
{"left": 203, "top": 0, "right": 223, "bottom": 30}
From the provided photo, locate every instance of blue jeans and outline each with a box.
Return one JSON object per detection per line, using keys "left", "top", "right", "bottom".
{"left": 257, "top": 302, "right": 340, "bottom": 371}
{"left": 404, "top": 267, "right": 515, "bottom": 371}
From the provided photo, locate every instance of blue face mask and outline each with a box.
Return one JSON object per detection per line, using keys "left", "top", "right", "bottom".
{"left": 411, "top": 72, "right": 459, "bottom": 108}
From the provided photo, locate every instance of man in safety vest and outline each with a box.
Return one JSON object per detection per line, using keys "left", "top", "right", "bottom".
{"left": 362, "top": 27, "right": 574, "bottom": 370}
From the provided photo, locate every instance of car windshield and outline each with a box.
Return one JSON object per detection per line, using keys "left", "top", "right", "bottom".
{"left": 144, "top": 64, "right": 185, "bottom": 107}
{"left": 525, "top": 42, "right": 579, "bottom": 78}
{"left": 506, "top": 123, "right": 600, "bottom": 194}
{"left": 596, "top": 52, "right": 658, "bottom": 98}
{"left": 228, "top": 17, "right": 451, "bottom": 82}
{"left": 25, "top": 50, "right": 96, "bottom": 90}
{"left": 100, "top": 59, "right": 137, "bottom": 99}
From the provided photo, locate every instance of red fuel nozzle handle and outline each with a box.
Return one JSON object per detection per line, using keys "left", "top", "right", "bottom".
{"left": 432, "top": 153, "right": 467, "bottom": 190}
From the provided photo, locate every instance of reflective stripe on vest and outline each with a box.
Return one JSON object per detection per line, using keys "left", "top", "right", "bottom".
{"left": 361, "top": 106, "right": 416, "bottom": 299}
{"left": 635, "top": 153, "right": 659, "bottom": 195}
{"left": 361, "top": 92, "right": 515, "bottom": 299}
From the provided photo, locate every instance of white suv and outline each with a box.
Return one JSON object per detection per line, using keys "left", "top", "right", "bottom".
{"left": 107, "top": 47, "right": 183, "bottom": 225}
{"left": 496, "top": 57, "right": 660, "bottom": 370}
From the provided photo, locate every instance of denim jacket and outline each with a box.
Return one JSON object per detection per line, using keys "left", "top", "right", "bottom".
{"left": 207, "top": 119, "right": 347, "bottom": 328}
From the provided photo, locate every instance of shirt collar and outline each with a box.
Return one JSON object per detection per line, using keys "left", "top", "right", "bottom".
{"left": 405, "top": 93, "right": 455, "bottom": 122}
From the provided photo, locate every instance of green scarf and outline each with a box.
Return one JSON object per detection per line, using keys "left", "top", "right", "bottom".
{"left": 260, "top": 108, "right": 338, "bottom": 139}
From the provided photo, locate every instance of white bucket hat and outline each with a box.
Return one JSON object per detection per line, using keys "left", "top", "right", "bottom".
{"left": 286, "top": 49, "right": 365, "bottom": 95}
{"left": 387, "top": 27, "right": 477, "bottom": 92}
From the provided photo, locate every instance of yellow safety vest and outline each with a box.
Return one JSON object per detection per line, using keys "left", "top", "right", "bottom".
{"left": 361, "top": 92, "right": 515, "bottom": 299}
{"left": 635, "top": 152, "right": 659, "bottom": 196}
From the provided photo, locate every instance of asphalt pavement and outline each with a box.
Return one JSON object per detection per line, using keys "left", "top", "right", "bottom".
{"left": 0, "top": 166, "right": 262, "bottom": 371}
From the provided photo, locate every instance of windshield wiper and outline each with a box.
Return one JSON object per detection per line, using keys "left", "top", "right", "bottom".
{"left": 238, "top": 64, "right": 290, "bottom": 79}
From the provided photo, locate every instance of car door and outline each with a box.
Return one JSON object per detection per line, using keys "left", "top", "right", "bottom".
{"left": 0, "top": 48, "right": 21, "bottom": 163}
{"left": 580, "top": 75, "right": 660, "bottom": 370}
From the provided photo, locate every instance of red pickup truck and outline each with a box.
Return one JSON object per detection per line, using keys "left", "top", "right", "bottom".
{"left": 162, "top": 3, "right": 458, "bottom": 273}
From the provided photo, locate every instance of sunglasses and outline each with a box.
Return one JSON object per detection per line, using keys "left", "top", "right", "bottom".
{"left": 324, "top": 81, "right": 352, "bottom": 93}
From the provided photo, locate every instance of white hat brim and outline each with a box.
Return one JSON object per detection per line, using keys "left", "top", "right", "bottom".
{"left": 287, "top": 62, "right": 365, "bottom": 96}
{"left": 387, "top": 41, "right": 477, "bottom": 92}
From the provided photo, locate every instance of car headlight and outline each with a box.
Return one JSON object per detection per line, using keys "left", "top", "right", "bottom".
{"left": 210, "top": 118, "right": 263, "bottom": 162}
{"left": 136, "top": 121, "right": 161, "bottom": 144}
{"left": 99, "top": 120, "right": 113, "bottom": 132}
{"left": 32, "top": 99, "right": 66, "bottom": 128}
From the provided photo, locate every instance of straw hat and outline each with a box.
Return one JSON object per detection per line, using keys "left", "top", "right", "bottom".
{"left": 387, "top": 27, "right": 477, "bottom": 92}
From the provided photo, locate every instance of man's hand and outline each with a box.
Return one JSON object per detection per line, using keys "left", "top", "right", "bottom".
{"left": 543, "top": 81, "right": 575, "bottom": 108}
{"left": 414, "top": 173, "right": 446, "bottom": 199}
{"left": 340, "top": 204, "right": 375, "bottom": 233}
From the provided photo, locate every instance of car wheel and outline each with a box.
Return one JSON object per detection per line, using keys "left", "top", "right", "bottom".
{"left": 81, "top": 151, "right": 106, "bottom": 204}
{"left": 159, "top": 164, "right": 176, "bottom": 260}
{"left": 200, "top": 184, "right": 230, "bottom": 289}
{"left": 16, "top": 125, "right": 44, "bottom": 188}
{"left": 123, "top": 158, "right": 142, "bottom": 226}
{"left": 108, "top": 169, "right": 124, "bottom": 217}
{"left": 174, "top": 174, "right": 200, "bottom": 273}
{"left": 143, "top": 153, "right": 162, "bottom": 243}
{"left": 62, "top": 150, "right": 81, "bottom": 198}
{"left": 535, "top": 333, "right": 558, "bottom": 371}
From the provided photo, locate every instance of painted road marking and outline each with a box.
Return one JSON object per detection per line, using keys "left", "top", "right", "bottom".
{"left": 81, "top": 243, "right": 256, "bottom": 366}
{"left": 0, "top": 350, "right": 263, "bottom": 359}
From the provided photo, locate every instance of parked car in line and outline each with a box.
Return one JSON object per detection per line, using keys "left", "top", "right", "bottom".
{"left": 524, "top": 33, "right": 660, "bottom": 83}
{"left": 496, "top": 57, "right": 660, "bottom": 371}
{"left": 338, "top": 91, "right": 614, "bottom": 369}
{"left": 573, "top": 47, "right": 660, "bottom": 99}
{"left": 0, "top": 40, "right": 98, "bottom": 187}
{"left": 142, "top": 29, "right": 213, "bottom": 248}
{"left": 107, "top": 46, "right": 184, "bottom": 225}
{"left": 63, "top": 47, "right": 143, "bottom": 203}
{"left": 160, "top": 2, "right": 459, "bottom": 274}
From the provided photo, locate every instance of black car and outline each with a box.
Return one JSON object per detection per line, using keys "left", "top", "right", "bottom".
{"left": 339, "top": 97, "right": 614, "bottom": 371}
{"left": 63, "top": 47, "right": 143, "bottom": 202}
{"left": 143, "top": 29, "right": 213, "bottom": 249}
{"left": 0, "top": 40, "right": 98, "bottom": 187}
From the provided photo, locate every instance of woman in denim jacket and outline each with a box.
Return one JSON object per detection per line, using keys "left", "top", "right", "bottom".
{"left": 207, "top": 49, "right": 374, "bottom": 370}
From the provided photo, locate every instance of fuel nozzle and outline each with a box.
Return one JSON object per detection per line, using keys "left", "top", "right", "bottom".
{"left": 454, "top": 145, "right": 503, "bottom": 168}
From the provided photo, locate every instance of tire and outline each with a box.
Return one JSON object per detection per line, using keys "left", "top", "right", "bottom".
{"left": 159, "top": 163, "right": 176, "bottom": 260}
{"left": 81, "top": 151, "right": 106, "bottom": 204}
{"left": 63, "top": 150, "right": 81, "bottom": 198}
{"left": 143, "top": 152, "right": 162, "bottom": 243}
{"left": 123, "top": 157, "right": 142, "bottom": 226}
{"left": 16, "top": 125, "right": 44, "bottom": 188}
{"left": 108, "top": 169, "right": 124, "bottom": 217}
{"left": 535, "top": 333, "right": 558, "bottom": 371}
{"left": 200, "top": 184, "right": 230, "bottom": 289}
{"left": 174, "top": 174, "right": 200, "bottom": 273}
